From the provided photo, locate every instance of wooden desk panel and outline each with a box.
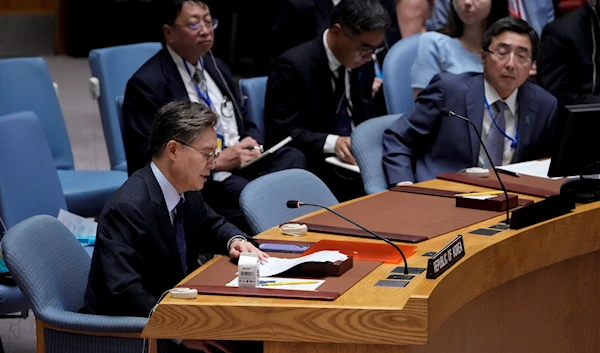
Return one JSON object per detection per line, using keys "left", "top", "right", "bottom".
{"left": 143, "top": 180, "right": 600, "bottom": 352}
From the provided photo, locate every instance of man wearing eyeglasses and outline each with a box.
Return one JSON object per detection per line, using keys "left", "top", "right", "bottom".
{"left": 266, "top": 0, "right": 391, "bottom": 202}
{"left": 123, "top": 0, "right": 305, "bottom": 235}
{"left": 85, "top": 101, "right": 265, "bottom": 353}
{"left": 383, "top": 17, "right": 558, "bottom": 186}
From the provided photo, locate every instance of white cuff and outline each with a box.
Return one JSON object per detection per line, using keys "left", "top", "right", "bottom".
{"left": 227, "top": 235, "right": 246, "bottom": 252}
{"left": 323, "top": 134, "right": 339, "bottom": 154}
{"left": 396, "top": 181, "right": 414, "bottom": 186}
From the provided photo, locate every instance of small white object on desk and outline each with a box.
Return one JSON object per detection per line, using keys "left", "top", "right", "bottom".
{"left": 279, "top": 223, "right": 308, "bottom": 236}
{"left": 464, "top": 167, "right": 489, "bottom": 178}
{"left": 238, "top": 252, "right": 260, "bottom": 288}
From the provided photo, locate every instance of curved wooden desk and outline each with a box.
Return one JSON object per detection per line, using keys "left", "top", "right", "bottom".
{"left": 143, "top": 179, "right": 600, "bottom": 353}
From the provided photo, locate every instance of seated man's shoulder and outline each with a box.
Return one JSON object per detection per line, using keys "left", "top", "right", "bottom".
{"left": 102, "top": 173, "right": 152, "bottom": 216}
{"left": 542, "top": 6, "right": 586, "bottom": 38}
{"left": 522, "top": 81, "right": 558, "bottom": 105}
{"left": 128, "top": 49, "right": 168, "bottom": 87}
{"left": 430, "top": 71, "right": 480, "bottom": 87}
{"left": 278, "top": 38, "right": 320, "bottom": 66}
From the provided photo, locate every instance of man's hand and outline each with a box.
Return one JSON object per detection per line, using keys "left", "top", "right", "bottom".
{"left": 229, "top": 239, "right": 269, "bottom": 262}
{"left": 182, "top": 339, "right": 232, "bottom": 353}
{"left": 215, "top": 137, "right": 261, "bottom": 171}
{"left": 334, "top": 137, "right": 357, "bottom": 165}
{"left": 372, "top": 77, "right": 383, "bottom": 98}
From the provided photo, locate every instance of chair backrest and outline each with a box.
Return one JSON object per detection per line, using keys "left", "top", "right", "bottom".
{"left": 352, "top": 114, "right": 402, "bottom": 195}
{"left": 0, "top": 112, "right": 68, "bottom": 229}
{"left": 0, "top": 57, "right": 74, "bottom": 170}
{"left": 238, "top": 76, "right": 268, "bottom": 140}
{"left": 3, "top": 215, "right": 91, "bottom": 316}
{"left": 88, "top": 43, "right": 162, "bottom": 171}
{"left": 382, "top": 34, "right": 421, "bottom": 115}
{"left": 240, "top": 169, "right": 339, "bottom": 234}
{"left": 115, "top": 95, "right": 126, "bottom": 150}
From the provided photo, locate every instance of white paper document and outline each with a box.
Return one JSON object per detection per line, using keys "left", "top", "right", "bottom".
{"left": 497, "top": 159, "right": 553, "bottom": 179}
{"left": 57, "top": 209, "right": 98, "bottom": 238}
{"left": 259, "top": 250, "right": 347, "bottom": 277}
{"left": 226, "top": 277, "right": 325, "bottom": 291}
{"left": 239, "top": 136, "right": 292, "bottom": 169}
{"left": 325, "top": 156, "right": 360, "bottom": 173}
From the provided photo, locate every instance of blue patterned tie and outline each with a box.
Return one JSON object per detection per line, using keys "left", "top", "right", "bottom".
{"left": 484, "top": 101, "right": 507, "bottom": 168}
{"left": 174, "top": 199, "right": 187, "bottom": 275}
{"left": 334, "top": 66, "right": 352, "bottom": 136}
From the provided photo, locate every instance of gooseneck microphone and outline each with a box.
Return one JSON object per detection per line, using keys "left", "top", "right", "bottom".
{"left": 286, "top": 200, "right": 409, "bottom": 274}
{"left": 441, "top": 108, "right": 511, "bottom": 225}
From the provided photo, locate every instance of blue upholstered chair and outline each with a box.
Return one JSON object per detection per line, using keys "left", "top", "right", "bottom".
{"left": 352, "top": 115, "right": 402, "bottom": 194}
{"left": 382, "top": 34, "right": 421, "bottom": 114}
{"left": 2, "top": 215, "right": 150, "bottom": 353}
{"left": 239, "top": 76, "right": 268, "bottom": 140}
{"left": 0, "top": 57, "right": 127, "bottom": 218}
{"left": 240, "top": 169, "right": 339, "bottom": 234}
{"left": 89, "top": 43, "right": 161, "bottom": 172}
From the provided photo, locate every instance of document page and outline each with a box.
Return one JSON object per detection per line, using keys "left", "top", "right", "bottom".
{"left": 325, "top": 156, "right": 360, "bottom": 173}
{"left": 259, "top": 250, "right": 347, "bottom": 277}
{"left": 226, "top": 277, "right": 325, "bottom": 291}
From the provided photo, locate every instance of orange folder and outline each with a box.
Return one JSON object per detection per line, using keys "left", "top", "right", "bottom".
{"left": 302, "top": 239, "right": 417, "bottom": 264}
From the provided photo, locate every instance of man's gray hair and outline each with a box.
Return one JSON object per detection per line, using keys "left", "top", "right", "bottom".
{"left": 150, "top": 101, "right": 217, "bottom": 156}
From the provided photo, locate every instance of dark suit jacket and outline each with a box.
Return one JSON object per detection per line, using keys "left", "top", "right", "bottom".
{"left": 123, "top": 48, "right": 261, "bottom": 176}
{"left": 537, "top": 3, "right": 600, "bottom": 106}
{"left": 83, "top": 164, "right": 241, "bottom": 317}
{"left": 265, "top": 37, "right": 376, "bottom": 164}
{"left": 383, "top": 72, "right": 558, "bottom": 185}
{"left": 271, "top": 0, "right": 401, "bottom": 61}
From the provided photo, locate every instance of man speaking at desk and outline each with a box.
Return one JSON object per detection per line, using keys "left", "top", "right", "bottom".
{"left": 383, "top": 17, "right": 557, "bottom": 186}
{"left": 84, "top": 101, "right": 266, "bottom": 352}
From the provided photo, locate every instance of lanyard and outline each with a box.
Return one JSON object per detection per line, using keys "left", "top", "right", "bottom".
{"left": 485, "top": 98, "right": 518, "bottom": 148}
{"left": 508, "top": 0, "right": 522, "bottom": 19}
{"left": 183, "top": 59, "right": 212, "bottom": 109}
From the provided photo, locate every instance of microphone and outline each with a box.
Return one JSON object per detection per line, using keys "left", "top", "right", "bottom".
{"left": 441, "top": 108, "right": 511, "bottom": 225}
{"left": 286, "top": 200, "right": 409, "bottom": 274}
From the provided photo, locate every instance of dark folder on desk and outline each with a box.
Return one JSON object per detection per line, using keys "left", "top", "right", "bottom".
{"left": 301, "top": 190, "right": 515, "bottom": 243}
{"left": 182, "top": 256, "right": 380, "bottom": 301}
{"left": 437, "top": 173, "right": 564, "bottom": 198}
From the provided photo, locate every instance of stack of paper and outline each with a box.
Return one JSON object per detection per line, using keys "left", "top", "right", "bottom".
{"left": 259, "top": 250, "right": 347, "bottom": 277}
{"left": 57, "top": 209, "right": 97, "bottom": 245}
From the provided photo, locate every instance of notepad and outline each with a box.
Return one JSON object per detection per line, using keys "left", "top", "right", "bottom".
{"left": 226, "top": 277, "right": 325, "bottom": 291}
{"left": 325, "top": 156, "right": 360, "bottom": 173}
{"left": 239, "top": 136, "right": 292, "bottom": 169}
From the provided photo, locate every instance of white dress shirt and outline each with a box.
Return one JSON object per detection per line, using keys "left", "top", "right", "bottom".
{"left": 150, "top": 162, "right": 184, "bottom": 225}
{"left": 322, "top": 29, "right": 354, "bottom": 154}
{"left": 167, "top": 46, "right": 240, "bottom": 147}
{"left": 478, "top": 79, "right": 519, "bottom": 167}
{"left": 332, "top": 0, "right": 342, "bottom": 5}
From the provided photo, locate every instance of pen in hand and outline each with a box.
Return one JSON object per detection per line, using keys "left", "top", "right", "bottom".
{"left": 496, "top": 169, "right": 520, "bottom": 177}
{"left": 245, "top": 145, "right": 264, "bottom": 152}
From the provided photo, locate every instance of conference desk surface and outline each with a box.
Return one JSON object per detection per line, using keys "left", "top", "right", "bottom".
{"left": 143, "top": 179, "right": 600, "bottom": 353}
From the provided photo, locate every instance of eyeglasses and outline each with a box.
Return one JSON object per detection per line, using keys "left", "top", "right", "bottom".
{"left": 342, "top": 29, "right": 386, "bottom": 57}
{"left": 173, "top": 18, "right": 219, "bottom": 32}
{"left": 174, "top": 140, "right": 219, "bottom": 164}
{"left": 485, "top": 49, "right": 532, "bottom": 65}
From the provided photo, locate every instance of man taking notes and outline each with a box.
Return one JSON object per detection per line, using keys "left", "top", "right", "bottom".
{"left": 383, "top": 17, "right": 557, "bottom": 186}
{"left": 84, "top": 101, "right": 265, "bottom": 353}
{"left": 123, "top": 0, "right": 305, "bottom": 234}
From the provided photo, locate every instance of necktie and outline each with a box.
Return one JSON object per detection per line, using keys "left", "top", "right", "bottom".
{"left": 334, "top": 66, "right": 352, "bottom": 136}
{"left": 192, "top": 68, "right": 208, "bottom": 103}
{"left": 484, "top": 101, "right": 507, "bottom": 168}
{"left": 174, "top": 198, "right": 187, "bottom": 275}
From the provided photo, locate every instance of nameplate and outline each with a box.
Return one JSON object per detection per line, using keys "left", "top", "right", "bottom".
{"left": 426, "top": 235, "right": 465, "bottom": 279}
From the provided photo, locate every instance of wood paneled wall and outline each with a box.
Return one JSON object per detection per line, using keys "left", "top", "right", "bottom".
{"left": 0, "top": 0, "right": 56, "bottom": 14}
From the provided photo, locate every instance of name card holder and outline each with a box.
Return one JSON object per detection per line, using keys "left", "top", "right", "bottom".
{"left": 426, "top": 235, "right": 466, "bottom": 279}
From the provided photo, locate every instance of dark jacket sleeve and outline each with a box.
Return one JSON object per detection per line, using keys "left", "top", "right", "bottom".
{"left": 382, "top": 73, "right": 446, "bottom": 185}
{"left": 122, "top": 77, "right": 163, "bottom": 176}
{"left": 537, "top": 24, "right": 600, "bottom": 105}
{"left": 94, "top": 201, "right": 159, "bottom": 317}
{"left": 265, "top": 57, "right": 328, "bottom": 157}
